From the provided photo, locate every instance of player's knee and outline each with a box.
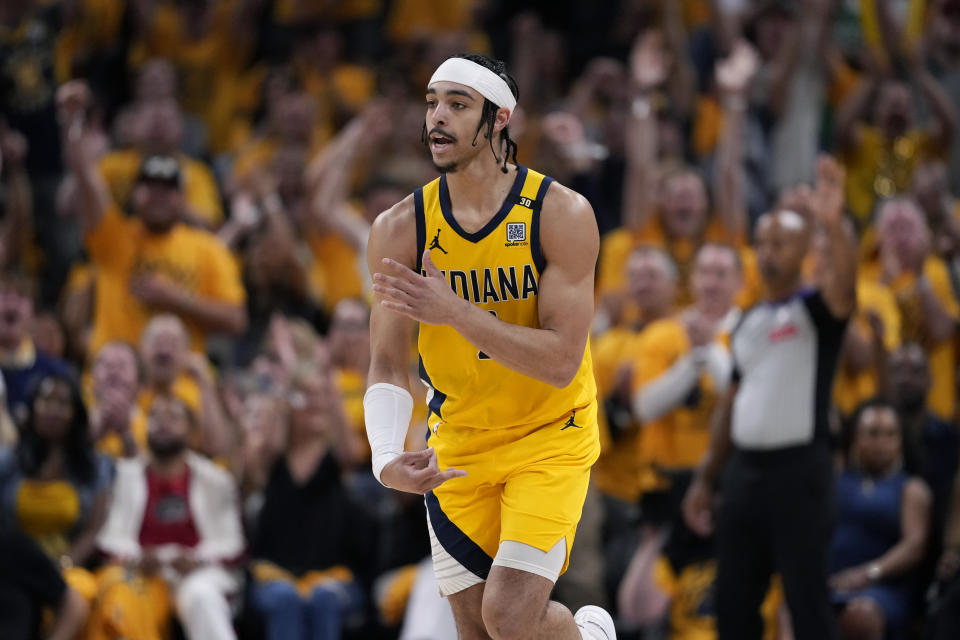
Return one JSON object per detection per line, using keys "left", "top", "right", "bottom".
{"left": 481, "top": 589, "right": 543, "bottom": 640}
{"left": 838, "top": 598, "right": 885, "bottom": 640}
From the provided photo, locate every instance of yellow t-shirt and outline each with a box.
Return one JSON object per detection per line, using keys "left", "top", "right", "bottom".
{"left": 833, "top": 279, "right": 902, "bottom": 417}
{"left": 842, "top": 126, "right": 943, "bottom": 229}
{"left": 85, "top": 205, "right": 246, "bottom": 355}
{"left": 597, "top": 219, "right": 760, "bottom": 311}
{"left": 861, "top": 256, "right": 960, "bottom": 419}
{"left": 592, "top": 326, "right": 646, "bottom": 503}
{"left": 99, "top": 150, "right": 224, "bottom": 227}
{"left": 94, "top": 411, "right": 148, "bottom": 459}
{"left": 631, "top": 317, "right": 727, "bottom": 494}
{"left": 306, "top": 230, "right": 366, "bottom": 313}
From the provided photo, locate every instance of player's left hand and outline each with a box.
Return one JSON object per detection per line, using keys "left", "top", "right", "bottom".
{"left": 373, "top": 251, "right": 466, "bottom": 325}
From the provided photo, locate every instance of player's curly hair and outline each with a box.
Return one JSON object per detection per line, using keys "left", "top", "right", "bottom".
{"left": 422, "top": 53, "right": 520, "bottom": 173}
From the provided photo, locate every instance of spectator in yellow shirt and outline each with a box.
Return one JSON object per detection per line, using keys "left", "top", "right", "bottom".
{"left": 808, "top": 226, "right": 904, "bottom": 419}
{"left": 865, "top": 198, "right": 960, "bottom": 420}
{"left": 837, "top": 66, "right": 957, "bottom": 229}
{"left": 88, "top": 341, "right": 145, "bottom": 458}
{"left": 58, "top": 81, "right": 247, "bottom": 358}
{"left": 598, "top": 38, "right": 761, "bottom": 311}
{"left": 99, "top": 97, "right": 224, "bottom": 228}
{"left": 592, "top": 247, "right": 676, "bottom": 608}
{"left": 629, "top": 243, "right": 742, "bottom": 510}
{"left": 138, "top": 315, "right": 235, "bottom": 460}
{"left": 593, "top": 247, "right": 678, "bottom": 505}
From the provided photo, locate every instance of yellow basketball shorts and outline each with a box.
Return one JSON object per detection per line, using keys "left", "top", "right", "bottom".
{"left": 425, "top": 400, "right": 600, "bottom": 580}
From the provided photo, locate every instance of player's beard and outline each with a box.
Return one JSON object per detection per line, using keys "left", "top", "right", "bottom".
{"left": 434, "top": 159, "right": 458, "bottom": 173}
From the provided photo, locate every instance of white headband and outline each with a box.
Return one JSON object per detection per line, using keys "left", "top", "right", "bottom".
{"left": 428, "top": 58, "right": 517, "bottom": 113}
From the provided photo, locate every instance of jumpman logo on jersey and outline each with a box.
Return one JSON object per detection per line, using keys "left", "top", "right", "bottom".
{"left": 561, "top": 411, "right": 582, "bottom": 430}
{"left": 429, "top": 228, "right": 448, "bottom": 254}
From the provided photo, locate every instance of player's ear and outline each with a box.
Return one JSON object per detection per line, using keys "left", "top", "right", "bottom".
{"left": 494, "top": 107, "right": 512, "bottom": 134}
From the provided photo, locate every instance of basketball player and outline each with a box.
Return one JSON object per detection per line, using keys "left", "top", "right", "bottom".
{"left": 364, "top": 54, "right": 615, "bottom": 640}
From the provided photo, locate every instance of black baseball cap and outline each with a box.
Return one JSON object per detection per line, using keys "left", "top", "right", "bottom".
{"left": 136, "top": 154, "right": 182, "bottom": 188}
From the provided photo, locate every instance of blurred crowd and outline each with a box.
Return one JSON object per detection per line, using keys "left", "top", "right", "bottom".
{"left": 2, "top": 0, "right": 960, "bottom": 639}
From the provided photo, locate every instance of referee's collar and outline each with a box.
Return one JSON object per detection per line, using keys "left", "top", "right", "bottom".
{"left": 761, "top": 286, "right": 815, "bottom": 308}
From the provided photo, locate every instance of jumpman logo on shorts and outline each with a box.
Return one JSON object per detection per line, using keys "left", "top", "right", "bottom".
{"left": 429, "top": 228, "right": 448, "bottom": 254}
{"left": 561, "top": 411, "right": 582, "bottom": 430}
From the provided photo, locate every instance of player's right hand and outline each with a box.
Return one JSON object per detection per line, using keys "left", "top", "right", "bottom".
{"left": 682, "top": 475, "right": 715, "bottom": 537}
{"left": 381, "top": 448, "right": 467, "bottom": 495}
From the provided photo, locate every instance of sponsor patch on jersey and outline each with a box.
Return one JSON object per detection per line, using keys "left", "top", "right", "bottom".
{"left": 506, "top": 222, "right": 526, "bottom": 243}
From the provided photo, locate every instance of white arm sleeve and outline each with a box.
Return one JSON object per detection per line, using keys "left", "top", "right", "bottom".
{"left": 364, "top": 382, "right": 414, "bottom": 485}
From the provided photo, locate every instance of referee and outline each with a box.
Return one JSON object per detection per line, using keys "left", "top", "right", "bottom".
{"left": 682, "top": 157, "right": 856, "bottom": 640}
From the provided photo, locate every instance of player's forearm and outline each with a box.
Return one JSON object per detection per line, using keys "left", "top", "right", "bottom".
{"left": 450, "top": 302, "right": 587, "bottom": 388}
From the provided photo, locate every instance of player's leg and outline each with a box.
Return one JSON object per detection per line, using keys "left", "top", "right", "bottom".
{"left": 482, "top": 563, "right": 578, "bottom": 640}
{"left": 425, "top": 499, "right": 492, "bottom": 639}
{"left": 448, "top": 583, "right": 491, "bottom": 640}
{"left": 490, "top": 405, "right": 614, "bottom": 639}
{"left": 481, "top": 539, "right": 614, "bottom": 640}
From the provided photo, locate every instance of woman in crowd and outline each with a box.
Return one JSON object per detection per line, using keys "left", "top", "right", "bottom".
{"left": 245, "top": 350, "right": 372, "bottom": 640}
{"left": 0, "top": 372, "right": 113, "bottom": 610}
{"left": 830, "top": 400, "right": 932, "bottom": 640}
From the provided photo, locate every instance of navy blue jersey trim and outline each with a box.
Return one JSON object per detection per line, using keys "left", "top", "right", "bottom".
{"left": 418, "top": 356, "right": 447, "bottom": 420}
{"left": 438, "top": 165, "right": 528, "bottom": 243}
{"left": 425, "top": 490, "right": 493, "bottom": 579}
{"left": 530, "top": 176, "right": 553, "bottom": 274}
{"left": 414, "top": 188, "right": 427, "bottom": 273}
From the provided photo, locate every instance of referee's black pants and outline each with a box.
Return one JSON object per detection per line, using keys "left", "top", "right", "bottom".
{"left": 715, "top": 445, "right": 839, "bottom": 640}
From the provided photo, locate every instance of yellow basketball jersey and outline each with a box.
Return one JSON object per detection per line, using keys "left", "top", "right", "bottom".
{"left": 415, "top": 165, "right": 597, "bottom": 431}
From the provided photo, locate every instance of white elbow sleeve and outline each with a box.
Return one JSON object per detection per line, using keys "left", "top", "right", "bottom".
{"left": 363, "top": 383, "right": 414, "bottom": 485}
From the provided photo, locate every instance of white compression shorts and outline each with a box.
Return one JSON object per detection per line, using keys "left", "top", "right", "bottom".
{"left": 426, "top": 510, "right": 567, "bottom": 597}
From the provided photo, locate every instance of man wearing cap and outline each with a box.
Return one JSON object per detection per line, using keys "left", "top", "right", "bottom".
{"left": 365, "top": 54, "right": 614, "bottom": 639}
{"left": 56, "top": 82, "right": 246, "bottom": 357}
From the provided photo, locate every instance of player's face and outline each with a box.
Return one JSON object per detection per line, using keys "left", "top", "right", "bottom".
{"left": 425, "top": 82, "right": 486, "bottom": 173}
{"left": 754, "top": 213, "right": 808, "bottom": 291}
{"left": 691, "top": 246, "right": 740, "bottom": 314}
{"left": 854, "top": 407, "right": 902, "bottom": 474}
